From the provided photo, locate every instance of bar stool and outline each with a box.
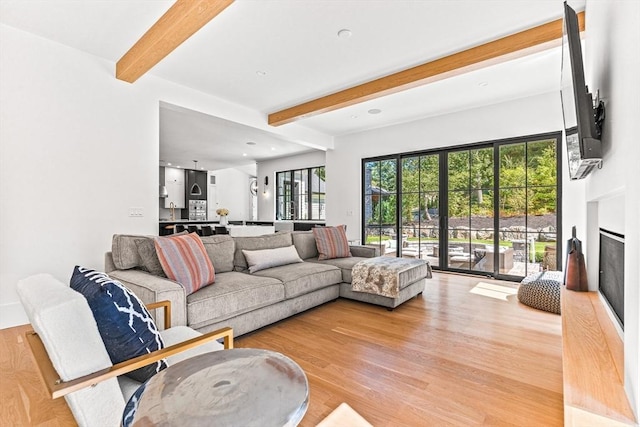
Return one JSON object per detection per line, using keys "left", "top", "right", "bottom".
{"left": 187, "top": 225, "right": 200, "bottom": 235}
{"left": 175, "top": 224, "right": 187, "bottom": 233}
{"left": 215, "top": 226, "right": 229, "bottom": 235}
{"left": 201, "top": 225, "right": 214, "bottom": 236}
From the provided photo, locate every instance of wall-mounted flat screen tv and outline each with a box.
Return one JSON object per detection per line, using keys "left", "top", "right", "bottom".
{"left": 560, "top": 2, "right": 604, "bottom": 180}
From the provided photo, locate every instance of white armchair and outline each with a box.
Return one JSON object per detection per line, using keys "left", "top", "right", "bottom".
{"left": 17, "top": 274, "right": 233, "bottom": 427}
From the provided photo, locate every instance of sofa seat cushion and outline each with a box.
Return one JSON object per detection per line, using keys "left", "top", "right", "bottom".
{"left": 186, "top": 272, "right": 284, "bottom": 329}
{"left": 253, "top": 262, "right": 342, "bottom": 299}
{"left": 307, "top": 256, "right": 371, "bottom": 284}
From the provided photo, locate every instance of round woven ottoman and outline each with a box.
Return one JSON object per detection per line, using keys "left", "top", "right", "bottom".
{"left": 517, "top": 271, "right": 563, "bottom": 315}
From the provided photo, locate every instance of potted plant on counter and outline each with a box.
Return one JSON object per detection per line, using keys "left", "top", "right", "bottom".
{"left": 216, "top": 208, "right": 229, "bottom": 226}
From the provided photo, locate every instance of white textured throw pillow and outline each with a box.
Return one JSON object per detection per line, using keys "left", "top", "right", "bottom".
{"left": 242, "top": 245, "right": 303, "bottom": 273}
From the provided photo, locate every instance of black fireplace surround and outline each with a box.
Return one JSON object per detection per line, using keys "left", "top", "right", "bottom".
{"left": 599, "top": 228, "right": 625, "bottom": 328}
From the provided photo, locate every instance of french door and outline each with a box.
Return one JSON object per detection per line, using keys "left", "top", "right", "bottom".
{"left": 362, "top": 132, "right": 561, "bottom": 280}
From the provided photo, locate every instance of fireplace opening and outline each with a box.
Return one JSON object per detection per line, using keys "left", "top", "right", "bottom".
{"left": 599, "top": 228, "right": 625, "bottom": 329}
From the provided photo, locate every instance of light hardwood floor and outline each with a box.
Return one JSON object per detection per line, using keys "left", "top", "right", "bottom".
{"left": 0, "top": 273, "right": 563, "bottom": 426}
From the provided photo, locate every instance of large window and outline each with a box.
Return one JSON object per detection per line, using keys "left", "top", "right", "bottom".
{"left": 362, "top": 133, "right": 561, "bottom": 280}
{"left": 276, "top": 166, "right": 325, "bottom": 220}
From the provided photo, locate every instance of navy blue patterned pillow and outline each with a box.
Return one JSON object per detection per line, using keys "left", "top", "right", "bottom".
{"left": 70, "top": 266, "right": 167, "bottom": 382}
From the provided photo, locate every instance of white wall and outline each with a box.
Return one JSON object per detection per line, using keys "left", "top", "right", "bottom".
{"left": 0, "top": 24, "right": 329, "bottom": 328}
{"left": 583, "top": 0, "right": 640, "bottom": 416}
{"left": 326, "top": 91, "right": 583, "bottom": 243}
{"left": 208, "top": 168, "right": 252, "bottom": 221}
{"left": 256, "top": 151, "right": 326, "bottom": 221}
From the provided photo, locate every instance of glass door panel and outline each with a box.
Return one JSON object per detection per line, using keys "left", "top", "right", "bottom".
{"left": 420, "top": 191, "right": 439, "bottom": 266}
{"left": 498, "top": 143, "right": 526, "bottom": 275}
{"left": 471, "top": 189, "right": 494, "bottom": 273}
{"left": 363, "top": 159, "right": 397, "bottom": 256}
{"left": 468, "top": 148, "right": 494, "bottom": 273}
{"left": 447, "top": 190, "right": 471, "bottom": 270}
{"left": 445, "top": 148, "right": 496, "bottom": 272}
{"left": 399, "top": 154, "right": 439, "bottom": 261}
{"left": 401, "top": 157, "right": 420, "bottom": 259}
{"left": 418, "top": 155, "right": 440, "bottom": 264}
{"left": 526, "top": 138, "right": 559, "bottom": 273}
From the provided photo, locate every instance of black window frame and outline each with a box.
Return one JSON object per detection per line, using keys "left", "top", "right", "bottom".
{"left": 361, "top": 131, "right": 562, "bottom": 281}
{"left": 275, "top": 166, "right": 326, "bottom": 221}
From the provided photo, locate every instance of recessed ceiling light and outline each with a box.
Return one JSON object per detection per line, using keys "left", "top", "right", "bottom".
{"left": 271, "top": 147, "right": 276, "bottom": 151}
{"left": 368, "top": 108, "right": 382, "bottom": 115}
{"left": 246, "top": 141, "right": 256, "bottom": 145}
{"left": 176, "top": 165, "right": 181, "bottom": 168}
{"left": 337, "top": 29, "right": 352, "bottom": 38}
{"left": 478, "top": 81, "right": 489, "bottom": 87}
{"left": 167, "top": 162, "right": 172, "bottom": 166}
{"left": 200, "top": 167, "right": 204, "bottom": 170}
{"left": 351, "top": 115, "right": 358, "bottom": 119}
{"left": 256, "top": 71, "right": 267, "bottom": 77}
{"left": 242, "top": 153, "right": 247, "bottom": 157}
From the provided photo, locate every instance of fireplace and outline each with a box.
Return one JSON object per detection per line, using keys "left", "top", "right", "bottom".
{"left": 599, "top": 228, "right": 625, "bottom": 329}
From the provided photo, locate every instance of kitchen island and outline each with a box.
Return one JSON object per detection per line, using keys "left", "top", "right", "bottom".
{"left": 159, "top": 220, "right": 275, "bottom": 237}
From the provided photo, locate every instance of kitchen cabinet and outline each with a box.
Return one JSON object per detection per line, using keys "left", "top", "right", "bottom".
{"left": 164, "top": 167, "right": 185, "bottom": 208}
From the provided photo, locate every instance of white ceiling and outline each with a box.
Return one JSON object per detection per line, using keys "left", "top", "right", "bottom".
{"left": 159, "top": 102, "right": 316, "bottom": 173}
{"left": 0, "top": 0, "right": 585, "bottom": 169}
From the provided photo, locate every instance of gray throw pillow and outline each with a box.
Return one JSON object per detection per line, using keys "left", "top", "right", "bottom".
{"left": 135, "top": 238, "right": 166, "bottom": 277}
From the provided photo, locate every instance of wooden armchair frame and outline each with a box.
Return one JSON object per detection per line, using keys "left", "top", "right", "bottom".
{"left": 25, "top": 300, "right": 233, "bottom": 399}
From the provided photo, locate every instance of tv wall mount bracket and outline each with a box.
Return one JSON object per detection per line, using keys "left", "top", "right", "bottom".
{"left": 593, "top": 89, "right": 606, "bottom": 138}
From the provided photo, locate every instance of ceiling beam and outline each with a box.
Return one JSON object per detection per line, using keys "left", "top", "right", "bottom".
{"left": 268, "top": 11, "right": 585, "bottom": 127}
{"left": 116, "top": 0, "right": 234, "bottom": 83}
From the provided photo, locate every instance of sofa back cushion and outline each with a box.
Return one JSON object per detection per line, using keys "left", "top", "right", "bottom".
{"left": 200, "top": 235, "right": 235, "bottom": 273}
{"left": 233, "top": 232, "right": 293, "bottom": 272}
{"left": 292, "top": 231, "right": 319, "bottom": 260}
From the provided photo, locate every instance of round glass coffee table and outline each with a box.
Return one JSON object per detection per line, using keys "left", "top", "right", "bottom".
{"left": 122, "top": 348, "right": 309, "bottom": 426}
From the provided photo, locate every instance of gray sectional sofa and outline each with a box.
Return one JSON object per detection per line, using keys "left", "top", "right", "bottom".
{"left": 105, "top": 231, "right": 426, "bottom": 337}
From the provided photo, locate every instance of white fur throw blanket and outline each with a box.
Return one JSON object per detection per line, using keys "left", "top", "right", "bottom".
{"left": 351, "top": 257, "right": 432, "bottom": 298}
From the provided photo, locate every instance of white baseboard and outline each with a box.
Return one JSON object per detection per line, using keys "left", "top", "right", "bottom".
{"left": 0, "top": 302, "right": 29, "bottom": 329}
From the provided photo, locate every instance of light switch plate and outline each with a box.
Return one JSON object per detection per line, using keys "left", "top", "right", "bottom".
{"left": 128, "top": 207, "right": 144, "bottom": 217}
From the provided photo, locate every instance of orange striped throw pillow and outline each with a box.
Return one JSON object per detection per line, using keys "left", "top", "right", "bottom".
{"left": 313, "top": 225, "right": 352, "bottom": 260}
{"left": 154, "top": 233, "right": 215, "bottom": 295}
